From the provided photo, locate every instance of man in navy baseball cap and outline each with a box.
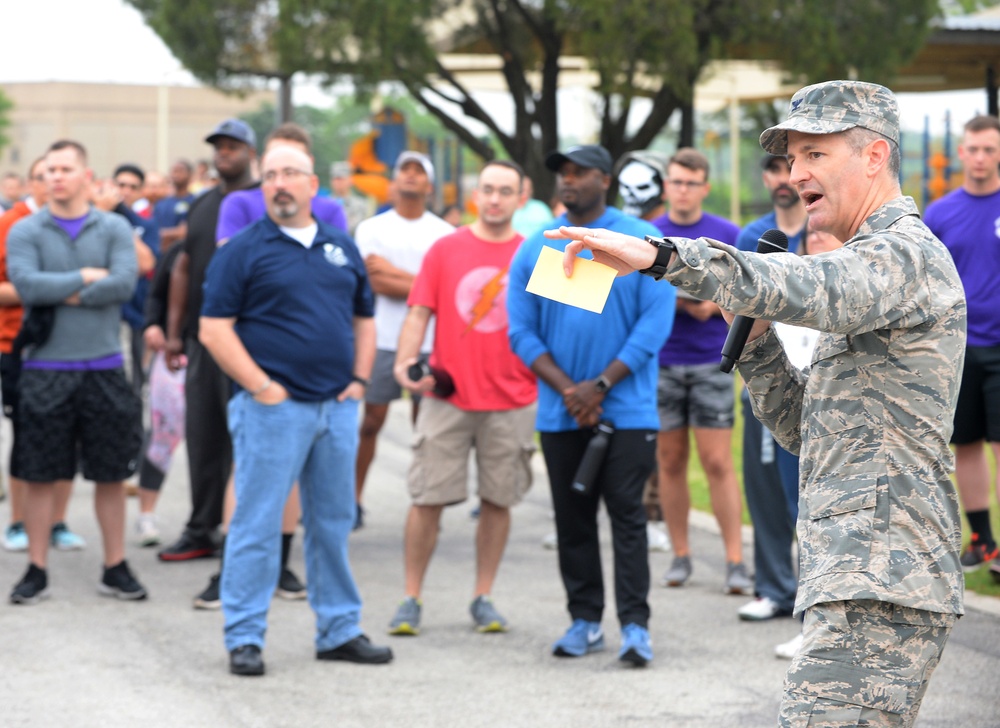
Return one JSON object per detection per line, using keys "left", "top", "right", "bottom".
{"left": 205, "top": 119, "right": 257, "bottom": 150}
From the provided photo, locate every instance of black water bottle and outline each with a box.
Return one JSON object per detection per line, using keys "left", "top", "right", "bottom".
{"left": 407, "top": 361, "right": 456, "bottom": 398}
{"left": 571, "top": 421, "right": 615, "bottom": 496}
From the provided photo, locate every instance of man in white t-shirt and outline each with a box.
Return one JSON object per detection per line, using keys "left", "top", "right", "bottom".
{"left": 354, "top": 152, "right": 454, "bottom": 527}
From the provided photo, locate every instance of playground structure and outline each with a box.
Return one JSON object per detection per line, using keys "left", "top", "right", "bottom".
{"left": 346, "top": 106, "right": 465, "bottom": 214}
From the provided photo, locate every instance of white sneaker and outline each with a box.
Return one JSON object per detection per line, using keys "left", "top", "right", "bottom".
{"left": 541, "top": 531, "right": 558, "bottom": 550}
{"left": 136, "top": 513, "right": 161, "bottom": 547}
{"left": 646, "top": 522, "right": 671, "bottom": 553}
{"left": 738, "top": 596, "right": 790, "bottom": 621}
{"left": 774, "top": 632, "right": 804, "bottom": 659}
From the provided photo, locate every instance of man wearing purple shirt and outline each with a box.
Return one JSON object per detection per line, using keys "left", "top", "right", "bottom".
{"left": 649, "top": 148, "right": 751, "bottom": 595}
{"left": 216, "top": 124, "right": 347, "bottom": 244}
{"left": 924, "top": 114, "right": 1000, "bottom": 577}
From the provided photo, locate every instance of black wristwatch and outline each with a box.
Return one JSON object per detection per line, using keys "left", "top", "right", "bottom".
{"left": 638, "top": 235, "right": 677, "bottom": 281}
{"left": 594, "top": 375, "right": 612, "bottom": 394}
{"left": 351, "top": 374, "right": 370, "bottom": 388}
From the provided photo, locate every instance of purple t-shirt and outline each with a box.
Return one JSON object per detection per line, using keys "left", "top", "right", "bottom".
{"left": 52, "top": 213, "right": 89, "bottom": 241}
{"left": 651, "top": 211, "right": 741, "bottom": 366}
{"left": 924, "top": 187, "right": 1000, "bottom": 347}
{"left": 215, "top": 190, "right": 347, "bottom": 243}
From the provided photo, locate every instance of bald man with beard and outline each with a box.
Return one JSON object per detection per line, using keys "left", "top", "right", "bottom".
{"left": 200, "top": 146, "right": 391, "bottom": 676}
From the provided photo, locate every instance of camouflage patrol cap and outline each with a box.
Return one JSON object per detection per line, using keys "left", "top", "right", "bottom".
{"left": 760, "top": 80, "right": 899, "bottom": 155}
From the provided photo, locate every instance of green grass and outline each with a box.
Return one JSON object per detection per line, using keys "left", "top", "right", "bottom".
{"left": 682, "top": 379, "right": 1000, "bottom": 599}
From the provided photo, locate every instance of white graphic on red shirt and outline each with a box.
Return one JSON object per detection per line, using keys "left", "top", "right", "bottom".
{"left": 455, "top": 266, "right": 509, "bottom": 334}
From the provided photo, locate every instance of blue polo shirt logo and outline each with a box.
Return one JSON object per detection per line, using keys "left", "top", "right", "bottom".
{"left": 323, "top": 243, "right": 348, "bottom": 267}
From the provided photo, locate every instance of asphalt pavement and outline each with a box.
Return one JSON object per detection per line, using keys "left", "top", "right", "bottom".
{"left": 1, "top": 400, "right": 997, "bottom": 728}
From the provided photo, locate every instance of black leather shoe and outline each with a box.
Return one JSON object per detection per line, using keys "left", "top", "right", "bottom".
{"left": 230, "top": 644, "right": 265, "bottom": 676}
{"left": 158, "top": 532, "right": 216, "bottom": 562}
{"left": 316, "top": 634, "right": 393, "bottom": 664}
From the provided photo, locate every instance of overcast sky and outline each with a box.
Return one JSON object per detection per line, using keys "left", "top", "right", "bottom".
{"left": 0, "top": 0, "right": 990, "bottom": 139}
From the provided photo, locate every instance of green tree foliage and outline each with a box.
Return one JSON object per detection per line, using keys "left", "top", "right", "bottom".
{"left": 0, "top": 89, "right": 13, "bottom": 156}
{"left": 764, "top": 0, "right": 940, "bottom": 82}
{"left": 127, "top": 0, "right": 945, "bottom": 201}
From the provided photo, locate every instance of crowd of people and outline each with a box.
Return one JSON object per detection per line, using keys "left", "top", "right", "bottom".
{"left": 0, "top": 79, "right": 995, "bottom": 725}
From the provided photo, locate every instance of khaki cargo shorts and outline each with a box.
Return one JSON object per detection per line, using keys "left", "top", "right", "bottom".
{"left": 407, "top": 397, "right": 537, "bottom": 508}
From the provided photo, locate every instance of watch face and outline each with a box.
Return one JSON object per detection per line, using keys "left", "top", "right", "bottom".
{"left": 595, "top": 378, "right": 609, "bottom": 393}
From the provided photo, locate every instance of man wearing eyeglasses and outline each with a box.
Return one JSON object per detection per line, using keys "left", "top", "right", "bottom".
{"left": 98, "top": 164, "right": 159, "bottom": 396}
{"left": 648, "top": 148, "right": 750, "bottom": 595}
{"left": 386, "top": 160, "right": 537, "bottom": 637}
{"left": 200, "top": 144, "right": 391, "bottom": 676}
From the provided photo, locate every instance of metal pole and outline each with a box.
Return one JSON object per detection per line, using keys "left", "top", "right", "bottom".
{"left": 729, "top": 96, "right": 740, "bottom": 224}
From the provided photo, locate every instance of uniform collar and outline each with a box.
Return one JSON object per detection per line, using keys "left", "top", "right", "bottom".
{"left": 856, "top": 196, "right": 919, "bottom": 238}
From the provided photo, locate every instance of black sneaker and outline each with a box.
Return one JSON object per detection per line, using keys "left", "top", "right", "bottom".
{"left": 99, "top": 560, "right": 148, "bottom": 600}
{"left": 960, "top": 533, "right": 999, "bottom": 571}
{"left": 230, "top": 644, "right": 265, "bottom": 676}
{"left": 276, "top": 568, "right": 307, "bottom": 600}
{"left": 10, "top": 564, "right": 49, "bottom": 605}
{"left": 158, "top": 531, "right": 217, "bottom": 562}
{"left": 194, "top": 574, "right": 221, "bottom": 610}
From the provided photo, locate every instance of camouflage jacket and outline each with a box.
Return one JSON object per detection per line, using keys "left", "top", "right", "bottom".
{"left": 663, "top": 196, "right": 966, "bottom": 615}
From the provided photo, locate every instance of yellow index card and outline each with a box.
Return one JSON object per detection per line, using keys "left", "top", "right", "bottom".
{"left": 525, "top": 245, "right": 617, "bottom": 314}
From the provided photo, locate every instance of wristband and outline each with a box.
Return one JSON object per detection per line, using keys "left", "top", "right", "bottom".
{"left": 638, "top": 235, "right": 677, "bottom": 281}
{"left": 250, "top": 377, "right": 272, "bottom": 396}
{"left": 351, "top": 374, "right": 370, "bottom": 388}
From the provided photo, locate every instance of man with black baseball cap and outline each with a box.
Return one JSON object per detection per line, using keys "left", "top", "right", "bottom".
{"left": 544, "top": 145, "right": 613, "bottom": 176}
{"left": 158, "top": 118, "right": 257, "bottom": 563}
{"left": 507, "top": 143, "right": 676, "bottom": 666}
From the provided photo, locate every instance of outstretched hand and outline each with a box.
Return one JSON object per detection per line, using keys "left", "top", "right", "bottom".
{"left": 544, "top": 226, "right": 657, "bottom": 278}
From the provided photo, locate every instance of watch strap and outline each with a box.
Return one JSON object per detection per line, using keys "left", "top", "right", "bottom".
{"left": 638, "top": 235, "right": 677, "bottom": 281}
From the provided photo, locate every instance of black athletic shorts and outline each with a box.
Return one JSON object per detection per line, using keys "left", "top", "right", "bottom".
{"left": 15, "top": 368, "right": 142, "bottom": 482}
{"left": 951, "top": 344, "right": 1000, "bottom": 445}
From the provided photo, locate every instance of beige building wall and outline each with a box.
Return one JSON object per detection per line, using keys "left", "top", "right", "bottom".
{"left": 0, "top": 82, "right": 274, "bottom": 178}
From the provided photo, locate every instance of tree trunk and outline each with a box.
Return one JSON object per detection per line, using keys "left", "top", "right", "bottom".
{"left": 278, "top": 76, "right": 293, "bottom": 124}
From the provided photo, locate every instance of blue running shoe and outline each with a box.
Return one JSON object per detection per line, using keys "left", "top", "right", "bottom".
{"left": 618, "top": 623, "right": 653, "bottom": 666}
{"left": 552, "top": 619, "right": 604, "bottom": 657}
{"left": 51, "top": 522, "right": 86, "bottom": 551}
{"left": 4, "top": 522, "right": 28, "bottom": 552}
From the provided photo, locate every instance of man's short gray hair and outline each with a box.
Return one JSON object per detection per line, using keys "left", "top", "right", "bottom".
{"left": 843, "top": 127, "right": 900, "bottom": 179}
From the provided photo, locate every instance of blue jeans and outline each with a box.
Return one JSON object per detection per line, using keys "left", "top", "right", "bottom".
{"left": 741, "top": 390, "right": 797, "bottom": 612}
{"left": 222, "top": 391, "right": 363, "bottom": 652}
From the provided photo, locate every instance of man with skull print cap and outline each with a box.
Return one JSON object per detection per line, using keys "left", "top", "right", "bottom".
{"left": 614, "top": 149, "right": 671, "bottom": 553}
{"left": 615, "top": 151, "right": 669, "bottom": 221}
{"left": 646, "top": 148, "right": 749, "bottom": 594}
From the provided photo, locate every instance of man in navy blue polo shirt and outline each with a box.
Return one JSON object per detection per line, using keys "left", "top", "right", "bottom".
{"left": 199, "top": 145, "right": 392, "bottom": 676}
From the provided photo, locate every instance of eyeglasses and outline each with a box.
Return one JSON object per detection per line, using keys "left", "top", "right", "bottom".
{"left": 478, "top": 185, "right": 518, "bottom": 198}
{"left": 666, "top": 180, "right": 705, "bottom": 189}
{"left": 262, "top": 168, "right": 312, "bottom": 184}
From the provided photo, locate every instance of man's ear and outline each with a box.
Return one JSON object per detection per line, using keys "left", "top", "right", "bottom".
{"left": 867, "top": 138, "right": 891, "bottom": 178}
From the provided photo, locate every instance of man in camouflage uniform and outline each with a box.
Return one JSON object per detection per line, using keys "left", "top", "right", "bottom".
{"left": 553, "top": 80, "right": 966, "bottom": 727}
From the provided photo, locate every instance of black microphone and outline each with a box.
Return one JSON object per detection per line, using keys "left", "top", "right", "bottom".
{"left": 719, "top": 228, "right": 789, "bottom": 373}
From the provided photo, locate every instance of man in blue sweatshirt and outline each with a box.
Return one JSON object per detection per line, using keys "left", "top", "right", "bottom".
{"left": 7, "top": 140, "right": 145, "bottom": 605}
{"left": 507, "top": 144, "right": 675, "bottom": 666}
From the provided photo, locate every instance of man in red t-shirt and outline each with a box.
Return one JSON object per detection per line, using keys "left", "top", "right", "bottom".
{"left": 388, "top": 160, "right": 538, "bottom": 636}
